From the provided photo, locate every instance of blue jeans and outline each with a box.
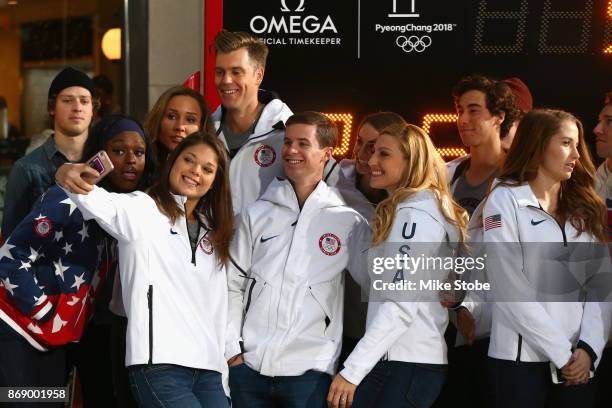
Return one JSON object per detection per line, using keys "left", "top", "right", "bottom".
{"left": 352, "top": 361, "right": 447, "bottom": 408}
{"left": 487, "top": 357, "right": 595, "bottom": 408}
{"left": 229, "top": 363, "right": 331, "bottom": 408}
{"left": 128, "top": 364, "right": 229, "bottom": 408}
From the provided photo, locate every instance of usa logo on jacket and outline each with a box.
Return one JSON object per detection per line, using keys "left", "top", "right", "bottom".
{"left": 319, "top": 233, "right": 341, "bottom": 256}
{"left": 254, "top": 144, "right": 276, "bottom": 167}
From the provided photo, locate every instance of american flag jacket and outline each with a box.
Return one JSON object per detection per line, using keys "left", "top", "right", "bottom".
{"left": 0, "top": 186, "right": 113, "bottom": 350}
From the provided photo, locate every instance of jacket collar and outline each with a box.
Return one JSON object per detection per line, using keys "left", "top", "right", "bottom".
{"left": 42, "top": 133, "right": 67, "bottom": 161}
{"left": 497, "top": 180, "right": 541, "bottom": 208}
{"left": 169, "top": 193, "right": 211, "bottom": 230}
{"left": 260, "top": 177, "right": 346, "bottom": 214}
{"left": 212, "top": 97, "right": 292, "bottom": 148}
{"left": 339, "top": 158, "right": 357, "bottom": 184}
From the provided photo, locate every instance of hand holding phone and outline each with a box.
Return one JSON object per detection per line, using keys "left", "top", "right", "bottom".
{"left": 86, "top": 150, "right": 114, "bottom": 182}
{"left": 55, "top": 151, "right": 114, "bottom": 194}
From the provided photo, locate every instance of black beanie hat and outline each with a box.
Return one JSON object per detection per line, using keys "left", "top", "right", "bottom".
{"left": 48, "top": 67, "right": 97, "bottom": 99}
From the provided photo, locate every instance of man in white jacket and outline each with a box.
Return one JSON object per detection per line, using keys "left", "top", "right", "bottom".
{"left": 212, "top": 30, "right": 291, "bottom": 215}
{"left": 212, "top": 30, "right": 338, "bottom": 215}
{"left": 226, "top": 112, "right": 366, "bottom": 407}
{"left": 438, "top": 75, "right": 525, "bottom": 408}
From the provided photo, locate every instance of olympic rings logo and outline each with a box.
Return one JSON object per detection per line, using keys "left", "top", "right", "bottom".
{"left": 395, "top": 35, "right": 432, "bottom": 53}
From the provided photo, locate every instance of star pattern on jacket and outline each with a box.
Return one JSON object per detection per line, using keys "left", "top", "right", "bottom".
{"left": 0, "top": 186, "right": 112, "bottom": 349}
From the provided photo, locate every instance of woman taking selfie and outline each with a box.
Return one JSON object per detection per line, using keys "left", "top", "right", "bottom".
{"left": 56, "top": 132, "right": 233, "bottom": 407}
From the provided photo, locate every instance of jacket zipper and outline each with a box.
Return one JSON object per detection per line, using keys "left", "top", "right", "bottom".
{"left": 527, "top": 205, "right": 568, "bottom": 246}
{"left": 245, "top": 278, "right": 258, "bottom": 315}
{"left": 323, "top": 160, "right": 339, "bottom": 182}
{"left": 516, "top": 335, "right": 522, "bottom": 361}
{"left": 185, "top": 205, "right": 198, "bottom": 265}
{"left": 147, "top": 285, "right": 153, "bottom": 364}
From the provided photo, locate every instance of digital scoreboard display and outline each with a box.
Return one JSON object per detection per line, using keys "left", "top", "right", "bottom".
{"left": 221, "top": 0, "right": 612, "bottom": 158}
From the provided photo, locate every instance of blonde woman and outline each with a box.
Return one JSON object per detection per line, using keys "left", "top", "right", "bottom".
{"left": 327, "top": 124, "right": 467, "bottom": 408}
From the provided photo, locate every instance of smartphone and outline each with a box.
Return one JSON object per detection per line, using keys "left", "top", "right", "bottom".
{"left": 550, "top": 362, "right": 594, "bottom": 384}
{"left": 86, "top": 150, "right": 114, "bottom": 182}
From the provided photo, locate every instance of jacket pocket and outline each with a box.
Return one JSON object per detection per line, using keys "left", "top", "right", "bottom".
{"left": 242, "top": 276, "right": 271, "bottom": 351}
{"left": 308, "top": 280, "right": 339, "bottom": 336}
{"left": 244, "top": 276, "right": 267, "bottom": 319}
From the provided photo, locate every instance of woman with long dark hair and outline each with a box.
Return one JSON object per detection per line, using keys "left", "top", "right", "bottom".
{"left": 56, "top": 132, "right": 234, "bottom": 407}
{"left": 145, "top": 86, "right": 215, "bottom": 169}
{"left": 483, "top": 109, "right": 607, "bottom": 408}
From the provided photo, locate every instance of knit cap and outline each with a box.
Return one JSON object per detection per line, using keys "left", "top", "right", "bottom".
{"left": 48, "top": 67, "right": 96, "bottom": 99}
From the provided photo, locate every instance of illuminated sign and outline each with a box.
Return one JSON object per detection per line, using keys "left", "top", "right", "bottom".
{"left": 605, "top": 0, "right": 612, "bottom": 53}
{"left": 214, "top": 0, "right": 609, "bottom": 164}
{"left": 323, "top": 112, "right": 465, "bottom": 160}
{"left": 437, "top": 147, "right": 468, "bottom": 158}
{"left": 421, "top": 113, "right": 466, "bottom": 159}
{"left": 323, "top": 113, "right": 353, "bottom": 157}
{"left": 422, "top": 113, "right": 457, "bottom": 134}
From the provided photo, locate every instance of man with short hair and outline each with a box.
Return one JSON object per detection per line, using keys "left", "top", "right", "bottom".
{"left": 437, "top": 75, "right": 525, "bottom": 408}
{"left": 447, "top": 75, "right": 521, "bottom": 216}
{"left": 2, "top": 67, "right": 98, "bottom": 237}
{"left": 226, "top": 112, "right": 365, "bottom": 407}
{"left": 213, "top": 30, "right": 291, "bottom": 215}
{"left": 212, "top": 30, "right": 336, "bottom": 215}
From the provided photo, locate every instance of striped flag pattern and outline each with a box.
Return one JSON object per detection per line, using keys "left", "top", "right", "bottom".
{"left": 484, "top": 214, "right": 502, "bottom": 231}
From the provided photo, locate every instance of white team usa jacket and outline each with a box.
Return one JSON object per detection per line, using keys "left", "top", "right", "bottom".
{"left": 453, "top": 201, "right": 493, "bottom": 346}
{"left": 226, "top": 178, "right": 366, "bottom": 377}
{"left": 213, "top": 97, "right": 339, "bottom": 215}
{"left": 213, "top": 97, "right": 292, "bottom": 215}
{"left": 340, "top": 190, "right": 461, "bottom": 386}
{"left": 483, "top": 182, "right": 608, "bottom": 369}
{"left": 64, "top": 187, "right": 229, "bottom": 384}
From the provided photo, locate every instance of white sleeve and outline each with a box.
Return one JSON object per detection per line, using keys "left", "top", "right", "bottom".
{"left": 63, "top": 186, "right": 148, "bottom": 242}
{"left": 225, "top": 212, "right": 253, "bottom": 360}
{"left": 346, "top": 219, "right": 372, "bottom": 290}
{"left": 579, "top": 300, "right": 607, "bottom": 369}
{"left": 483, "top": 187, "right": 572, "bottom": 369}
{"left": 577, "top": 244, "right": 612, "bottom": 368}
{"left": 340, "top": 209, "right": 445, "bottom": 385}
{"left": 458, "top": 203, "right": 487, "bottom": 326}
